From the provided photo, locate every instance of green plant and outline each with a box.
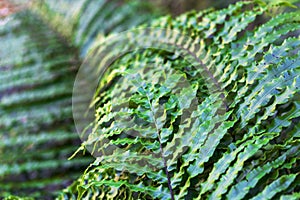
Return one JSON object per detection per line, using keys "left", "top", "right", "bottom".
{"left": 1, "top": 0, "right": 299, "bottom": 199}
{"left": 0, "top": 11, "right": 92, "bottom": 199}
{"left": 0, "top": 0, "right": 157, "bottom": 199}
{"left": 60, "top": 1, "right": 300, "bottom": 199}
{"left": 31, "top": 0, "right": 159, "bottom": 55}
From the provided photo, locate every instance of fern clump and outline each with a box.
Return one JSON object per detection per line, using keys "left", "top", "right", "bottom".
{"left": 0, "top": 0, "right": 157, "bottom": 198}
{"left": 61, "top": 1, "right": 300, "bottom": 199}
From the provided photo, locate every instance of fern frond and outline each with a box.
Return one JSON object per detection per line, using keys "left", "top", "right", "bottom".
{"left": 63, "top": 1, "right": 300, "bottom": 199}
{"left": 250, "top": 174, "right": 298, "bottom": 200}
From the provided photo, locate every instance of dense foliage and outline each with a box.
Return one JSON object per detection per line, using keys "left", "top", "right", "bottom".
{"left": 61, "top": 1, "right": 300, "bottom": 199}
{"left": 0, "top": 0, "right": 156, "bottom": 198}
{"left": 0, "top": 0, "right": 299, "bottom": 199}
